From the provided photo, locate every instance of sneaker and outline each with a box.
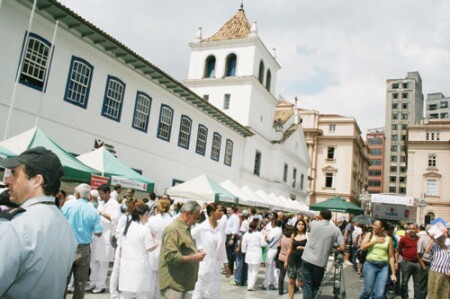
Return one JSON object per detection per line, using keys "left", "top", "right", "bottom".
{"left": 229, "top": 281, "right": 237, "bottom": 286}
{"left": 67, "top": 286, "right": 74, "bottom": 293}
{"left": 248, "top": 288, "right": 256, "bottom": 291}
{"left": 92, "top": 287, "right": 105, "bottom": 294}
{"left": 262, "top": 285, "right": 268, "bottom": 290}
{"left": 269, "top": 285, "right": 278, "bottom": 290}
{"left": 85, "top": 283, "right": 95, "bottom": 291}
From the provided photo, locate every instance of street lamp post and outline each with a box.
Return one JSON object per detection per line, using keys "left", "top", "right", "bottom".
{"left": 359, "top": 190, "right": 370, "bottom": 215}
{"left": 416, "top": 196, "right": 427, "bottom": 226}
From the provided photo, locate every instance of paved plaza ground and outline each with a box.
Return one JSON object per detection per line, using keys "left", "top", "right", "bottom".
{"left": 71, "top": 258, "right": 372, "bottom": 299}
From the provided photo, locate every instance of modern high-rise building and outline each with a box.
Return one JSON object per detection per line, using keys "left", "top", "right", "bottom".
{"left": 425, "top": 92, "right": 450, "bottom": 120}
{"left": 366, "top": 128, "right": 385, "bottom": 194}
{"left": 383, "top": 72, "right": 424, "bottom": 194}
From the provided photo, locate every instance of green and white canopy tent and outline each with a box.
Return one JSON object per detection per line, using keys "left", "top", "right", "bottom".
{"left": 0, "top": 127, "right": 99, "bottom": 182}
{"left": 167, "top": 174, "right": 239, "bottom": 204}
{"left": 0, "top": 145, "right": 15, "bottom": 159}
{"left": 76, "top": 146, "right": 155, "bottom": 192}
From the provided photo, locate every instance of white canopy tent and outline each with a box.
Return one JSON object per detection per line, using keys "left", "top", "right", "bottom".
{"left": 166, "top": 174, "right": 238, "bottom": 204}
{"left": 220, "top": 180, "right": 267, "bottom": 208}
{"left": 240, "top": 186, "right": 272, "bottom": 209}
{"left": 255, "top": 189, "right": 286, "bottom": 211}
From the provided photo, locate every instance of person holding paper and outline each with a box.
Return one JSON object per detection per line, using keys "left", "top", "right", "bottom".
{"left": 425, "top": 226, "right": 450, "bottom": 299}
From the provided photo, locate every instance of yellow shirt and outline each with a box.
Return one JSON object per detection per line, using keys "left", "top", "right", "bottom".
{"left": 366, "top": 235, "right": 389, "bottom": 262}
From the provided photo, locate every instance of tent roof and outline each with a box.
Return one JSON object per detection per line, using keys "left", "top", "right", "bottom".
{"left": 0, "top": 127, "right": 99, "bottom": 182}
{"left": 310, "top": 196, "right": 364, "bottom": 214}
{"left": 220, "top": 180, "right": 268, "bottom": 208}
{"left": 167, "top": 174, "right": 238, "bottom": 204}
{"left": 0, "top": 145, "right": 15, "bottom": 159}
{"left": 76, "top": 146, "right": 154, "bottom": 192}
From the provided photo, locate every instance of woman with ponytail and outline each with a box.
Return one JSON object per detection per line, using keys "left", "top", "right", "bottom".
{"left": 118, "top": 200, "right": 158, "bottom": 299}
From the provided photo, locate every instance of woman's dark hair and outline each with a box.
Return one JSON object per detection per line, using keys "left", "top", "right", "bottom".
{"left": 283, "top": 225, "right": 295, "bottom": 238}
{"left": 197, "top": 211, "right": 207, "bottom": 223}
{"left": 206, "top": 202, "right": 220, "bottom": 217}
{"left": 124, "top": 200, "right": 149, "bottom": 236}
{"left": 293, "top": 219, "right": 307, "bottom": 236}
{"left": 249, "top": 219, "right": 259, "bottom": 232}
{"left": 375, "top": 219, "right": 388, "bottom": 230}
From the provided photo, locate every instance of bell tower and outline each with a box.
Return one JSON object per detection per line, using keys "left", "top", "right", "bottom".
{"left": 184, "top": 5, "right": 280, "bottom": 139}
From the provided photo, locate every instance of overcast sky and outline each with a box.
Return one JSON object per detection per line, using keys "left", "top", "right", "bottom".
{"left": 58, "top": 0, "right": 450, "bottom": 135}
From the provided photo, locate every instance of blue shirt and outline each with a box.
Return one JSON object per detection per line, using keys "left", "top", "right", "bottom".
{"left": 62, "top": 198, "right": 103, "bottom": 244}
{"left": 0, "top": 196, "right": 77, "bottom": 298}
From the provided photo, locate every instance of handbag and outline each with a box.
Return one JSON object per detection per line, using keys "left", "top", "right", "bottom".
{"left": 356, "top": 232, "right": 372, "bottom": 263}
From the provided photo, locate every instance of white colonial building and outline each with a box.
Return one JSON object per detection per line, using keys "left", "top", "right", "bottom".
{"left": 0, "top": 0, "right": 310, "bottom": 202}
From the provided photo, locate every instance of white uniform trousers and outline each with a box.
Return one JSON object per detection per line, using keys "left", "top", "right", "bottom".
{"left": 149, "top": 270, "right": 161, "bottom": 299}
{"left": 120, "top": 291, "right": 151, "bottom": 299}
{"left": 89, "top": 259, "right": 109, "bottom": 289}
{"left": 247, "top": 263, "right": 261, "bottom": 290}
{"left": 109, "top": 248, "right": 121, "bottom": 298}
{"left": 263, "top": 248, "right": 279, "bottom": 288}
{"left": 192, "top": 271, "right": 221, "bottom": 299}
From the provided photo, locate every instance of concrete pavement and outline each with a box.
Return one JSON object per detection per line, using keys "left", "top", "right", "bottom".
{"left": 70, "top": 259, "right": 367, "bottom": 299}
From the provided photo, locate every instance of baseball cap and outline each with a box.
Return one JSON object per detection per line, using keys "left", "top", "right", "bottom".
{"left": 0, "top": 147, "right": 63, "bottom": 182}
{"left": 241, "top": 209, "right": 249, "bottom": 216}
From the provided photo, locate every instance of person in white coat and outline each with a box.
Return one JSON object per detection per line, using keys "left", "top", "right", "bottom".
{"left": 89, "top": 183, "right": 121, "bottom": 294}
{"left": 242, "top": 219, "right": 268, "bottom": 291}
{"left": 263, "top": 218, "right": 283, "bottom": 290}
{"left": 191, "top": 203, "right": 231, "bottom": 299}
{"left": 119, "top": 201, "right": 158, "bottom": 299}
{"left": 147, "top": 198, "right": 173, "bottom": 299}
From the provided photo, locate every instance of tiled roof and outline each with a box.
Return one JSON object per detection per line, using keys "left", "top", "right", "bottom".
{"left": 203, "top": 8, "right": 251, "bottom": 42}
{"left": 274, "top": 109, "right": 293, "bottom": 124}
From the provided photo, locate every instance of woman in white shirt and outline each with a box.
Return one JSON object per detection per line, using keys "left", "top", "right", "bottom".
{"left": 146, "top": 198, "right": 173, "bottom": 299}
{"left": 191, "top": 203, "right": 230, "bottom": 299}
{"left": 118, "top": 201, "right": 158, "bottom": 299}
{"left": 242, "top": 219, "right": 268, "bottom": 291}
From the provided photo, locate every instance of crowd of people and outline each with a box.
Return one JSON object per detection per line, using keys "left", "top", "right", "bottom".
{"left": 0, "top": 147, "right": 449, "bottom": 299}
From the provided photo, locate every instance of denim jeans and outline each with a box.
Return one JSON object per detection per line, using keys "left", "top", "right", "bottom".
{"left": 359, "top": 260, "right": 389, "bottom": 299}
{"left": 234, "top": 238, "right": 247, "bottom": 285}
{"left": 301, "top": 260, "right": 325, "bottom": 299}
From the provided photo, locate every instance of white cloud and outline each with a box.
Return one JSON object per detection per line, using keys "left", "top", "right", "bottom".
{"left": 58, "top": 0, "right": 450, "bottom": 135}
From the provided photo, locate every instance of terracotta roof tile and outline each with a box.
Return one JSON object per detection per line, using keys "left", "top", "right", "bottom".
{"left": 203, "top": 9, "right": 251, "bottom": 42}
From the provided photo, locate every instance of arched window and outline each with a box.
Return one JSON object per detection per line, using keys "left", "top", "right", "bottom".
{"left": 204, "top": 55, "right": 216, "bottom": 78}
{"left": 225, "top": 53, "right": 237, "bottom": 76}
{"left": 258, "top": 60, "right": 264, "bottom": 84}
{"left": 265, "top": 69, "right": 272, "bottom": 91}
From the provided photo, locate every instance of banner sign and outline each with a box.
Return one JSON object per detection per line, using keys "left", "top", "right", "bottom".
{"left": 371, "top": 194, "right": 414, "bottom": 206}
{"left": 90, "top": 175, "right": 109, "bottom": 190}
{"left": 372, "top": 203, "right": 412, "bottom": 221}
{"left": 111, "top": 176, "right": 147, "bottom": 191}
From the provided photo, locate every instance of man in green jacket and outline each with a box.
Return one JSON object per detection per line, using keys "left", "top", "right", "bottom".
{"left": 159, "top": 200, "right": 206, "bottom": 299}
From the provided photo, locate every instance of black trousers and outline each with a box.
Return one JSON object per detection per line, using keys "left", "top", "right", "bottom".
{"left": 225, "top": 234, "right": 235, "bottom": 274}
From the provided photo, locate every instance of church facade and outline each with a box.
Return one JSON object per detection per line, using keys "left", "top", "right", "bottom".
{"left": 0, "top": 0, "right": 310, "bottom": 202}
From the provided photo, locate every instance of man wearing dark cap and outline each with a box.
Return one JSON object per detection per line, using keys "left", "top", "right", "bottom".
{"left": 0, "top": 147, "right": 77, "bottom": 298}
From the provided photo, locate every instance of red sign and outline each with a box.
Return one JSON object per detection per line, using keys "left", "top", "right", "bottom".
{"left": 90, "top": 175, "right": 109, "bottom": 190}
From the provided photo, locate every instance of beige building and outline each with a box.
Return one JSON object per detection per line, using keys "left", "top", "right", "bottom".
{"left": 407, "top": 119, "right": 450, "bottom": 223}
{"left": 290, "top": 107, "right": 369, "bottom": 206}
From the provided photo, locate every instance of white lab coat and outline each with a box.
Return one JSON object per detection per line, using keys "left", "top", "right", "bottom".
{"left": 242, "top": 231, "right": 267, "bottom": 265}
{"left": 91, "top": 199, "right": 121, "bottom": 262}
{"left": 119, "top": 221, "right": 156, "bottom": 293}
{"left": 147, "top": 213, "right": 173, "bottom": 270}
{"left": 191, "top": 220, "right": 228, "bottom": 299}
